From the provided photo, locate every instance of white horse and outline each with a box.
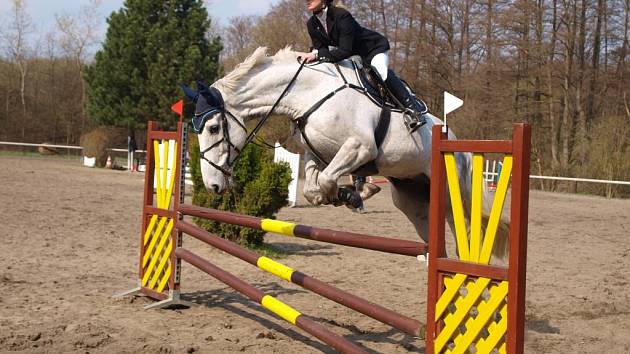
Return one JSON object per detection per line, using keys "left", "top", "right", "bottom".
{"left": 184, "top": 47, "right": 508, "bottom": 258}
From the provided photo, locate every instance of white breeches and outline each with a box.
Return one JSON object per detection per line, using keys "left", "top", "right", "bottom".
{"left": 370, "top": 52, "right": 390, "bottom": 81}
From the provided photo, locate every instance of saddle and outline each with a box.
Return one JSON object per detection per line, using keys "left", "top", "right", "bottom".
{"left": 348, "top": 56, "right": 425, "bottom": 114}
{"left": 295, "top": 57, "right": 422, "bottom": 177}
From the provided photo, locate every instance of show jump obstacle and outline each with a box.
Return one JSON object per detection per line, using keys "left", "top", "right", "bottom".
{"left": 120, "top": 121, "right": 531, "bottom": 354}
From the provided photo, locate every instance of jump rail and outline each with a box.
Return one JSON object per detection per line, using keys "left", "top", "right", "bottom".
{"left": 119, "top": 121, "right": 530, "bottom": 354}
{"left": 176, "top": 248, "right": 367, "bottom": 354}
{"left": 179, "top": 204, "right": 426, "bottom": 257}
{"left": 178, "top": 220, "right": 423, "bottom": 336}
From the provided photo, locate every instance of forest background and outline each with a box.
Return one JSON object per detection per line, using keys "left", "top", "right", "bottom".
{"left": 0, "top": 0, "right": 628, "bottom": 196}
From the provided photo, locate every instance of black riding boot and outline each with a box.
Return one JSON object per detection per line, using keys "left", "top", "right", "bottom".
{"left": 384, "top": 71, "right": 428, "bottom": 132}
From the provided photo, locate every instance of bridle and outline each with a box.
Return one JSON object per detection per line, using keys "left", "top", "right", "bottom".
{"left": 192, "top": 106, "right": 246, "bottom": 177}
{"left": 191, "top": 60, "right": 306, "bottom": 177}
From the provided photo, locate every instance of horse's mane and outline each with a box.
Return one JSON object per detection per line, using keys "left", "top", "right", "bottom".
{"left": 214, "top": 46, "right": 300, "bottom": 93}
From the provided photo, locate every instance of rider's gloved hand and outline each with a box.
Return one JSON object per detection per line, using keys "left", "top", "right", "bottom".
{"left": 303, "top": 53, "right": 318, "bottom": 63}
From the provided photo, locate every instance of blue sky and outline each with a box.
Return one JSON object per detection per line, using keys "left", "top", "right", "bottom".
{"left": 0, "top": 0, "right": 280, "bottom": 37}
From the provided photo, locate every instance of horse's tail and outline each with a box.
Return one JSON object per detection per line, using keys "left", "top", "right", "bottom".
{"left": 458, "top": 152, "right": 510, "bottom": 261}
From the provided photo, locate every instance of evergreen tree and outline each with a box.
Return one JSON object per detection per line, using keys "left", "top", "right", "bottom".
{"left": 85, "top": 0, "right": 222, "bottom": 130}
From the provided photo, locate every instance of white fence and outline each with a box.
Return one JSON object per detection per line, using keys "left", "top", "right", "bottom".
{"left": 483, "top": 159, "right": 630, "bottom": 187}
{"left": 274, "top": 143, "right": 300, "bottom": 207}
{"left": 2, "top": 141, "right": 628, "bottom": 189}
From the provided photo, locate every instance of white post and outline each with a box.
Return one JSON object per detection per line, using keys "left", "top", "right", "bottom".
{"left": 274, "top": 143, "right": 300, "bottom": 207}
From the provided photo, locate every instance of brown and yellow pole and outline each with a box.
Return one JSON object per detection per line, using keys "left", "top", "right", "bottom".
{"left": 179, "top": 204, "right": 426, "bottom": 257}
{"left": 177, "top": 220, "right": 424, "bottom": 337}
{"left": 176, "top": 248, "right": 367, "bottom": 354}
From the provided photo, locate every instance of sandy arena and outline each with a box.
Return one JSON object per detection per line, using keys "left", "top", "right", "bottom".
{"left": 1, "top": 156, "right": 629, "bottom": 353}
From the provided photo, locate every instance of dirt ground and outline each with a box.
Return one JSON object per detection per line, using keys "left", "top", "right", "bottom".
{"left": 1, "top": 155, "right": 630, "bottom": 354}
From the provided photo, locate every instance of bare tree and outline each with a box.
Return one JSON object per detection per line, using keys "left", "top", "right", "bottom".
{"left": 55, "top": 0, "right": 102, "bottom": 138}
{"left": 222, "top": 15, "right": 259, "bottom": 69}
{"left": 1, "top": 0, "right": 34, "bottom": 140}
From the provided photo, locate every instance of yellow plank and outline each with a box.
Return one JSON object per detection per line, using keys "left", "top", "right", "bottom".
{"left": 143, "top": 214, "right": 159, "bottom": 245}
{"left": 435, "top": 273, "right": 468, "bottom": 321}
{"left": 480, "top": 156, "right": 513, "bottom": 264}
{"left": 444, "top": 278, "right": 477, "bottom": 350}
{"left": 153, "top": 141, "right": 163, "bottom": 209}
{"left": 436, "top": 276, "right": 472, "bottom": 353}
{"left": 142, "top": 216, "right": 168, "bottom": 267}
{"left": 160, "top": 140, "right": 169, "bottom": 208}
{"left": 257, "top": 257, "right": 295, "bottom": 282}
{"left": 470, "top": 153, "right": 484, "bottom": 262}
{"left": 149, "top": 238, "right": 173, "bottom": 290}
{"left": 477, "top": 302, "right": 508, "bottom": 354}
{"left": 163, "top": 141, "right": 178, "bottom": 210}
{"left": 456, "top": 281, "right": 502, "bottom": 349}
{"left": 454, "top": 281, "right": 508, "bottom": 354}
{"left": 261, "top": 219, "right": 296, "bottom": 236}
{"left": 147, "top": 219, "right": 175, "bottom": 289}
{"left": 156, "top": 264, "right": 172, "bottom": 293}
{"left": 451, "top": 280, "right": 482, "bottom": 350}
{"left": 261, "top": 295, "right": 301, "bottom": 325}
{"left": 435, "top": 277, "right": 491, "bottom": 352}
{"left": 444, "top": 153, "right": 469, "bottom": 261}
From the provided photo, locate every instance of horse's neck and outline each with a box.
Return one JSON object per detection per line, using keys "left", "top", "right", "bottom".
{"left": 226, "top": 63, "right": 350, "bottom": 120}
{"left": 226, "top": 65, "right": 296, "bottom": 118}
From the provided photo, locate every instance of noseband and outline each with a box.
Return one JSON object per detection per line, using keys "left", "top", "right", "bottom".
{"left": 193, "top": 106, "right": 247, "bottom": 177}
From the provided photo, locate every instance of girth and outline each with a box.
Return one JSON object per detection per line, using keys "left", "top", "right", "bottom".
{"left": 294, "top": 62, "right": 391, "bottom": 175}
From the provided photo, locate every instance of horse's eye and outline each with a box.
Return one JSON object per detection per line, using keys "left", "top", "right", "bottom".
{"left": 208, "top": 125, "right": 220, "bottom": 135}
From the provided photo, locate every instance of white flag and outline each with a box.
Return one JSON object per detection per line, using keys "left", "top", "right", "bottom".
{"left": 444, "top": 92, "right": 463, "bottom": 115}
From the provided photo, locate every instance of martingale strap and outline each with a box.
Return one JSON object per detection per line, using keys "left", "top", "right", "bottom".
{"left": 295, "top": 62, "right": 391, "bottom": 170}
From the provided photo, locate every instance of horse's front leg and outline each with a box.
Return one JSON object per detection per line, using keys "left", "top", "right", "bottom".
{"left": 302, "top": 151, "right": 328, "bottom": 205}
{"left": 318, "top": 137, "right": 377, "bottom": 201}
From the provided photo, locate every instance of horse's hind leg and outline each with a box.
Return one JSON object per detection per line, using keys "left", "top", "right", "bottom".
{"left": 389, "top": 176, "right": 431, "bottom": 244}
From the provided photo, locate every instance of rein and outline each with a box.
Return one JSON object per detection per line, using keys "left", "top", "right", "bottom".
{"left": 195, "top": 60, "right": 306, "bottom": 176}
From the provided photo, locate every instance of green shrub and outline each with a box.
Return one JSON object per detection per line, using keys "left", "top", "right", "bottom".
{"left": 189, "top": 136, "right": 292, "bottom": 246}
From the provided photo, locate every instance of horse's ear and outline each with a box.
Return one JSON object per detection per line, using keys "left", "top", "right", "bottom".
{"left": 180, "top": 84, "right": 199, "bottom": 103}
{"left": 196, "top": 80, "right": 212, "bottom": 99}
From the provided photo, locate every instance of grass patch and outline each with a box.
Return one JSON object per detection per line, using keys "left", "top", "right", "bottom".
{"left": 0, "top": 150, "right": 80, "bottom": 160}
{"left": 249, "top": 242, "right": 289, "bottom": 258}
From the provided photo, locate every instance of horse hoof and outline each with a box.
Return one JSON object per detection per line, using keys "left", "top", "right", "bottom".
{"left": 359, "top": 182, "right": 381, "bottom": 200}
{"left": 338, "top": 187, "right": 363, "bottom": 209}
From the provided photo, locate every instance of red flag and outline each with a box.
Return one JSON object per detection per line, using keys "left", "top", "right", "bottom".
{"left": 171, "top": 99, "right": 183, "bottom": 120}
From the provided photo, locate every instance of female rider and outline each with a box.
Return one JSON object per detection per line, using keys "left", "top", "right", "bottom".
{"left": 303, "top": 0, "right": 427, "bottom": 131}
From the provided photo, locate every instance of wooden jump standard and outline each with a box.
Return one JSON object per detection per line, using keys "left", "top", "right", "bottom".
{"left": 121, "top": 121, "right": 531, "bottom": 354}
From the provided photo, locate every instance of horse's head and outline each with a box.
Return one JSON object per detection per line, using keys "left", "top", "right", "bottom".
{"left": 182, "top": 81, "right": 247, "bottom": 194}
{"left": 181, "top": 47, "right": 306, "bottom": 194}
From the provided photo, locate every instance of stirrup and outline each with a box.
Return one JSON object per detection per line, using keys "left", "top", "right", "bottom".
{"left": 403, "top": 111, "right": 427, "bottom": 132}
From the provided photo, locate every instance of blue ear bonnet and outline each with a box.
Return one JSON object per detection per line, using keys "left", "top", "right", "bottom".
{"left": 181, "top": 82, "right": 225, "bottom": 134}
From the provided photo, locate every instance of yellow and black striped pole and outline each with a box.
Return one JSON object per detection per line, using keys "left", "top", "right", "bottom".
{"left": 177, "top": 220, "right": 423, "bottom": 337}
{"left": 175, "top": 248, "right": 367, "bottom": 354}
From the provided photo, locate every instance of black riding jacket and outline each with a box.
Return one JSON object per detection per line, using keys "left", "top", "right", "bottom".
{"left": 307, "top": 6, "right": 390, "bottom": 64}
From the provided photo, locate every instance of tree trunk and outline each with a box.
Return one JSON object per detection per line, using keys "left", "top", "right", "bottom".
{"left": 587, "top": 0, "right": 603, "bottom": 123}
{"left": 574, "top": 0, "right": 588, "bottom": 167}
{"left": 548, "top": 0, "right": 560, "bottom": 180}
{"left": 560, "top": 0, "right": 578, "bottom": 176}
{"left": 402, "top": 0, "right": 416, "bottom": 74}
{"left": 19, "top": 65, "right": 27, "bottom": 142}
